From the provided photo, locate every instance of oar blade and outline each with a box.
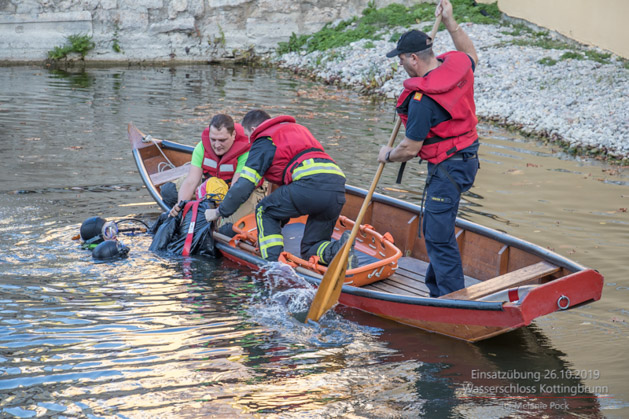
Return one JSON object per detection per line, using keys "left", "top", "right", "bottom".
{"left": 306, "top": 241, "right": 349, "bottom": 322}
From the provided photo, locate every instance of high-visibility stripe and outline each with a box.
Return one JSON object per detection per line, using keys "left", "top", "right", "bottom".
{"left": 292, "top": 159, "right": 345, "bottom": 181}
{"left": 259, "top": 234, "right": 284, "bottom": 259}
{"left": 256, "top": 205, "right": 265, "bottom": 238}
{"left": 203, "top": 158, "right": 218, "bottom": 168}
{"left": 219, "top": 163, "right": 234, "bottom": 173}
{"left": 241, "top": 166, "right": 262, "bottom": 185}
{"left": 316, "top": 241, "right": 331, "bottom": 264}
{"left": 256, "top": 205, "right": 284, "bottom": 259}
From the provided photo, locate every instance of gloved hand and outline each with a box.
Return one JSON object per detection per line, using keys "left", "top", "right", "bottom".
{"left": 205, "top": 208, "right": 221, "bottom": 223}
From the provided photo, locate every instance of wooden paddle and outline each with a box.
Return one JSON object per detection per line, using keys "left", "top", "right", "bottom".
{"left": 306, "top": 11, "right": 444, "bottom": 322}
{"left": 306, "top": 118, "right": 402, "bottom": 322}
{"left": 429, "top": 12, "right": 443, "bottom": 42}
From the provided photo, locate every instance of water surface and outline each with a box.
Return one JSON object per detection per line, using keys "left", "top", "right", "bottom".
{"left": 0, "top": 65, "right": 627, "bottom": 418}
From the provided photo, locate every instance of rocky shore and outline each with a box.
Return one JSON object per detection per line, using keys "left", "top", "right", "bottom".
{"left": 273, "top": 21, "right": 629, "bottom": 162}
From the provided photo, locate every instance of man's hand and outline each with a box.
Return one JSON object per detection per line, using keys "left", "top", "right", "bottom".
{"left": 205, "top": 208, "right": 221, "bottom": 223}
{"left": 169, "top": 202, "right": 182, "bottom": 217}
{"left": 438, "top": 0, "right": 458, "bottom": 32}
{"left": 437, "top": 0, "right": 477, "bottom": 65}
{"left": 436, "top": 0, "right": 453, "bottom": 20}
{"left": 378, "top": 146, "right": 393, "bottom": 164}
{"left": 435, "top": 0, "right": 457, "bottom": 32}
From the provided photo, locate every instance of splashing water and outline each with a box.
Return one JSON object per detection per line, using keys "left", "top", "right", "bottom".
{"left": 247, "top": 262, "right": 383, "bottom": 348}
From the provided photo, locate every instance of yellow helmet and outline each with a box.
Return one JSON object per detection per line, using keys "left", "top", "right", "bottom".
{"left": 196, "top": 177, "right": 228, "bottom": 203}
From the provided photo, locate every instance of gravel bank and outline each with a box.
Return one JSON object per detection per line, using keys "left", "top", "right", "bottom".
{"left": 274, "top": 22, "right": 629, "bottom": 161}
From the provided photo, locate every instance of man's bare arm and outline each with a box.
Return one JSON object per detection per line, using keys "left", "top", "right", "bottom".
{"left": 439, "top": 0, "right": 478, "bottom": 66}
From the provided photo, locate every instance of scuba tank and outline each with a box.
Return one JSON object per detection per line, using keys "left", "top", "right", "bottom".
{"left": 92, "top": 240, "right": 130, "bottom": 260}
{"left": 80, "top": 216, "right": 106, "bottom": 245}
{"left": 78, "top": 216, "right": 146, "bottom": 260}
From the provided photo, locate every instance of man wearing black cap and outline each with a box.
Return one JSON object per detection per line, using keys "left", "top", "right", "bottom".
{"left": 378, "top": 0, "right": 480, "bottom": 297}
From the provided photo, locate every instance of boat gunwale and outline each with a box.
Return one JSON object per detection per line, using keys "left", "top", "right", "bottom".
{"left": 216, "top": 239, "right": 507, "bottom": 311}
{"left": 343, "top": 184, "right": 586, "bottom": 273}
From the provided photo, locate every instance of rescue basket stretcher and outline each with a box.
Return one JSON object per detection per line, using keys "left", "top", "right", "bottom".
{"left": 229, "top": 214, "right": 402, "bottom": 287}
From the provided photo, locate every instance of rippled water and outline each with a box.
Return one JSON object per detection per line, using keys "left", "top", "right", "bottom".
{"left": 1, "top": 65, "right": 628, "bottom": 418}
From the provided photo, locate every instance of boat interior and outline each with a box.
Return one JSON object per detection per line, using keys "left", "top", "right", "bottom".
{"left": 338, "top": 191, "right": 564, "bottom": 301}
{"left": 247, "top": 217, "right": 560, "bottom": 301}
{"left": 130, "top": 123, "right": 568, "bottom": 303}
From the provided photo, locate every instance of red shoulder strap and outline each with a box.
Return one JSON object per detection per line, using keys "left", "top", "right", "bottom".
{"left": 181, "top": 201, "right": 199, "bottom": 256}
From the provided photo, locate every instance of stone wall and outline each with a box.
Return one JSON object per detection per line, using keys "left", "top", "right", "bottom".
{"left": 0, "top": 0, "right": 427, "bottom": 63}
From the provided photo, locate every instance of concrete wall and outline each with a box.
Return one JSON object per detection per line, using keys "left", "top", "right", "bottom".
{"left": 0, "top": 0, "right": 426, "bottom": 63}
{"left": 3, "top": 1, "right": 626, "bottom": 63}
{"left": 477, "top": 0, "right": 629, "bottom": 59}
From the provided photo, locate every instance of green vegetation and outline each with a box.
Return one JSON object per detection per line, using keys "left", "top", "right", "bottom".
{"left": 277, "top": 0, "right": 621, "bottom": 77}
{"left": 501, "top": 23, "right": 528, "bottom": 37}
{"left": 501, "top": 23, "right": 574, "bottom": 51}
{"left": 208, "top": 24, "right": 226, "bottom": 48}
{"left": 232, "top": 45, "right": 260, "bottom": 65}
{"left": 538, "top": 57, "right": 557, "bottom": 66}
{"left": 537, "top": 50, "right": 614, "bottom": 65}
{"left": 112, "top": 23, "right": 122, "bottom": 53}
{"left": 49, "top": 69, "right": 94, "bottom": 88}
{"left": 510, "top": 35, "right": 570, "bottom": 51}
{"left": 277, "top": 0, "right": 500, "bottom": 54}
{"left": 504, "top": 26, "right": 615, "bottom": 65}
{"left": 208, "top": 24, "right": 226, "bottom": 57}
{"left": 584, "top": 50, "right": 612, "bottom": 63}
{"left": 48, "top": 34, "right": 95, "bottom": 60}
{"left": 560, "top": 51, "right": 584, "bottom": 60}
{"left": 388, "top": 32, "right": 402, "bottom": 43}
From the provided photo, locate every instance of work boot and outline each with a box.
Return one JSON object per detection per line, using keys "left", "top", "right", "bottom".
{"left": 322, "top": 231, "right": 359, "bottom": 270}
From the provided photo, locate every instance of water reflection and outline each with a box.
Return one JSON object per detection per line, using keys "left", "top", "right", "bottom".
{"left": 0, "top": 65, "right": 627, "bottom": 417}
{"left": 344, "top": 311, "right": 607, "bottom": 418}
{"left": 48, "top": 69, "right": 95, "bottom": 89}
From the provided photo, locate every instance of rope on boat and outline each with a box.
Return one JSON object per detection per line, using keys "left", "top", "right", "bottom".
{"left": 157, "top": 161, "right": 174, "bottom": 172}
{"left": 143, "top": 134, "right": 176, "bottom": 171}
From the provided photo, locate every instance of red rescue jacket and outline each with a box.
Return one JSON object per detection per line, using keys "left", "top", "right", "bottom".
{"left": 200, "top": 123, "right": 250, "bottom": 182}
{"left": 250, "top": 115, "right": 334, "bottom": 185}
{"left": 396, "top": 51, "right": 478, "bottom": 164}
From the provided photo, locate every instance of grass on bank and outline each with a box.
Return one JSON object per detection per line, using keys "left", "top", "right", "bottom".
{"left": 503, "top": 23, "right": 616, "bottom": 66}
{"left": 48, "top": 34, "right": 95, "bottom": 60}
{"left": 278, "top": 0, "right": 621, "bottom": 69}
{"left": 277, "top": 0, "right": 500, "bottom": 54}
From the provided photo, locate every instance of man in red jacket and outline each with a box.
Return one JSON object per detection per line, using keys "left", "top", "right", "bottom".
{"left": 379, "top": 0, "right": 480, "bottom": 297}
{"left": 169, "top": 114, "right": 265, "bottom": 225}
{"left": 206, "top": 110, "right": 357, "bottom": 267}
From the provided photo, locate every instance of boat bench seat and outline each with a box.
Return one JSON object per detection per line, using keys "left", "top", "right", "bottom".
{"left": 150, "top": 164, "right": 190, "bottom": 186}
{"left": 440, "top": 261, "right": 560, "bottom": 301}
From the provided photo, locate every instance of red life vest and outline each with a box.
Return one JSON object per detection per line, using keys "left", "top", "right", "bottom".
{"left": 396, "top": 51, "right": 478, "bottom": 164}
{"left": 200, "top": 123, "right": 250, "bottom": 182}
{"left": 250, "top": 115, "right": 334, "bottom": 185}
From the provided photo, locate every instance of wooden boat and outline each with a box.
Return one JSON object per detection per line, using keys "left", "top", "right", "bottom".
{"left": 128, "top": 122, "right": 604, "bottom": 342}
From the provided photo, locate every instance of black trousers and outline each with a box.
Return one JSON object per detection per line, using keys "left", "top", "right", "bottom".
{"left": 423, "top": 153, "right": 479, "bottom": 297}
{"left": 255, "top": 180, "right": 345, "bottom": 262}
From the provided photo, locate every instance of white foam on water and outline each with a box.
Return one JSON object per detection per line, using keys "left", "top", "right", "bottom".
{"left": 246, "top": 262, "right": 382, "bottom": 348}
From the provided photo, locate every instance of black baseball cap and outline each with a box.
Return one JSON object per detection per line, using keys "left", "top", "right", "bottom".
{"left": 386, "top": 30, "right": 432, "bottom": 58}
